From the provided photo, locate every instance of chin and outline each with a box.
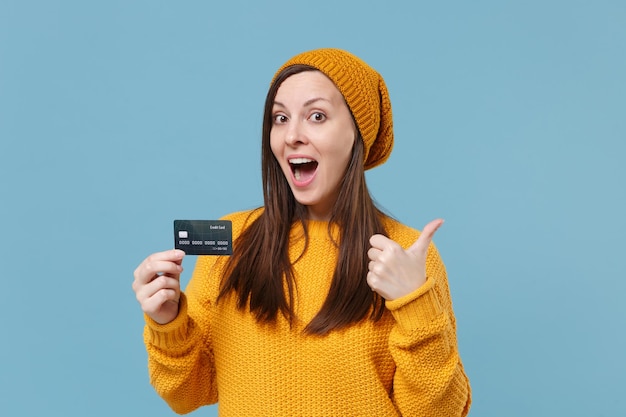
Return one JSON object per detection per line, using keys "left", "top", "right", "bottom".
{"left": 291, "top": 193, "right": 318, "bottom": 207}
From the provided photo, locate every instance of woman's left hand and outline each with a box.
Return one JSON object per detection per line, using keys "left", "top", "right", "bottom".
{"left": 367, "top": 219, "right": 444, "bottom": 300}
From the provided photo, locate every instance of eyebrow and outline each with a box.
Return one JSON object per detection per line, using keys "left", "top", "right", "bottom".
{"left": 273, "top": 97, "right": 331, "bottom": 108}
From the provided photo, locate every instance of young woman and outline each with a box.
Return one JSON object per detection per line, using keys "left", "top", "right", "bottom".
{"left": 132, "top": 48, "right": 471, "bottom": 416}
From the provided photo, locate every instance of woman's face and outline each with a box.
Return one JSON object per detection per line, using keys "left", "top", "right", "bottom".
{"left": 270, "top": 70, "right": 357, "bottom": 221}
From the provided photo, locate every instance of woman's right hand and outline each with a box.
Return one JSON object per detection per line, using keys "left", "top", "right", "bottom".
{"left": 132, "top": 249, "right": 186, "bottom": 325}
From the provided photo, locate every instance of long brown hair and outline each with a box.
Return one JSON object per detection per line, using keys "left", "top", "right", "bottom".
{"left": 218, "top": 64, "right": 388, "bottom": 335}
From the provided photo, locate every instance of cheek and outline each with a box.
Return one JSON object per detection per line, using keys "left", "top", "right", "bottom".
{"left": 326, "top": 144, "right": 353, "bottom": 179}
{"left": 338, "top": 149, "right": 353, "bottom": 173}
{"left": 269, "top": 132, "right": 281, "bottom": 158}
{"left": 336, "top": 133, "right": 356, "bottom": 167}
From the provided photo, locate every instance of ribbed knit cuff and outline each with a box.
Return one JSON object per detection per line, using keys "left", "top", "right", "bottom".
{"left": 385, "top": 277, "right": 443, "bottom": 335}
{"left": 144, "top": 294, "right": 192, "bottom": 350}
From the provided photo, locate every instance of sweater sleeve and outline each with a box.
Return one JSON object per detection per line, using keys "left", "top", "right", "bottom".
{"left": 143, "top": 255, "right": 221, "bottom": 415}
{"left": 385, "top": 243, "right": 471, "bottom": 417}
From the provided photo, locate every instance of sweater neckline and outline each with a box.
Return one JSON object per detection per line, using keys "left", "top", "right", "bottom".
{"left": 291, "top": 219, "right": 340, "bottom": 241}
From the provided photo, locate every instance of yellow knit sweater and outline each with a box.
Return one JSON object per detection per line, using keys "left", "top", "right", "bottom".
{"left": 144, "top": 210, "right": 471, "bottom": 416}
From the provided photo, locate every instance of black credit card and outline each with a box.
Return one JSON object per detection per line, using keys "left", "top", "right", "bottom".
{"left": 173, "top": 220, "right": 232, "bottom": 255}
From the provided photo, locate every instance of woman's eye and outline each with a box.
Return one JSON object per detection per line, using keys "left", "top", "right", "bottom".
{"left": 273, "top": 114, "right": 287, "bottom": 124}
{"left": 310, "top": 112, "right": 326, "bottom": 122}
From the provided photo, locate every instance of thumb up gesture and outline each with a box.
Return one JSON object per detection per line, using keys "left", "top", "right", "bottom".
{"left": 367, "top": 219, "right": 444, "bottom": 300}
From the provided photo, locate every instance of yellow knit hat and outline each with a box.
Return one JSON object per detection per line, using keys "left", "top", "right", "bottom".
{"left": 273, "top": 48, "right": 393, "bottom": 170}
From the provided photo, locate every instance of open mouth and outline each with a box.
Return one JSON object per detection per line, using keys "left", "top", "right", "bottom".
{"left": 289, "top": 157, "right": 318, "bottom": 182}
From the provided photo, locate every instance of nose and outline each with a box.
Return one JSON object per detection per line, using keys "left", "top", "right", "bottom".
{"left": 285, "top": 119, "right": 307, "bottom": 147}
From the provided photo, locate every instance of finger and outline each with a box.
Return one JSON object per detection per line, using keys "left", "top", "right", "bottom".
{"left": 133, "top": 249, "right": 185, "bottom": 284}
{"left": 139, "top": 249, "right": 185, "bottom": 270}
{"left": 134, "top": 260, "right": 183, "bottom": 288}
{"left": 407, "top": 219, "right": 444, "bottom": 256}
{"left": 368, "top": 260, "right": 374, "bottom": 272}
{"left": 369, "top": 234, "right": 394, "bottom": 251}
{"left": 141, "top": 288, "right": 180, "bottom": 317}
{"left": 366, "top": 270, "right": 380, "bottom": 291}
{"left": 369, "top": 234, "right": 405, "bottom": 261}
{"left": 368, "top": 259, "right": 389, "bottom": 278}
{"left": 136, "top": 275, "right": 181, "bottom": 305}
{"left": 366, "top": 270, "right": 391, "bottom": 299}
{"left": 367, "top": 246, "right": 383, "bottom": 262}
{"left": 145, "top": 259, "right": 183, "bottom": 278}
{"left": 366, "top": 270, "right": 376, "bottom": 290}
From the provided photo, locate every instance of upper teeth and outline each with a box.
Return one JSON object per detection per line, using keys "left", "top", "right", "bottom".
{"left": 289, "top": 158, "right": 314, "bottom": 164}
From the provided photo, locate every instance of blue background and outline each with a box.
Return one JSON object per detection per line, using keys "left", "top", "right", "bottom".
{"left": 1, "top": 1, "right": 624, "bottom": 416}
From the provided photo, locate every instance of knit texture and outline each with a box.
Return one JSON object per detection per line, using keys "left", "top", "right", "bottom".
{"left": 144, "top": 210, "right": 471, "bottom": 416}
{"left": 273, "top": 48, "right": 394, "bottom": 170}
